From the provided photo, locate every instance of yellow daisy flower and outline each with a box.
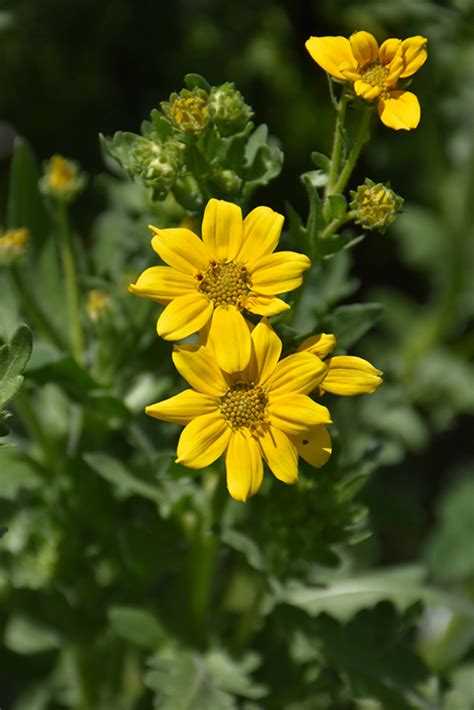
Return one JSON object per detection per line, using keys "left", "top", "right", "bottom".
{"left": 146, "top": 320, "right": 332, "bottom": 502}
{"left": 129, "top": 198, "right": 311, "bottom": 372}
{"left": 305, "top": 31, "right": 427, "bottom": 130}
{"left": 297, "top": 333, "right": 383, "bottom": 395}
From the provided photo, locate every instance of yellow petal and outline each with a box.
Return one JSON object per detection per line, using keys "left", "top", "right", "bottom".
{"left": 237, "top": 206, "right": 284, "bottom": 266}
{"left": 201, "top": 198, "right": 243, "bottom": 261}
{"left": 400, "top": 36, "right": 428, "bottom": 78}
{"left": 350, "top": 31, "right": 379, "bottom": 66}
{"left": 378, "top": 91, "right": 420, "bottom": 130}
{"left": 150, "top": 227, "right": 208, "bottom": 273}
{"left": 208, "top": 306, "right": 251, "bottom": 373}
{"left": 268, "top": 394, "right": 331, "bottom": 435}
{"left": 354, "top": 79, "right": 381, "bottom": 101}
{"left": 379, "top": 38, "right": 402, "bottom": 65}
{"left": 245, "top": 294, "right": 291, "bottom": 317}
{"left": 176, "top": 412, "right": 230, "bottom": 468}
{"left": 157, "top": 292, "right": 213, "bottom": 340}
{"left": 250, "top": 251, "right": 311, "bottom": 296}
{"left": 259, "top": 426, "right": 298, "bottom": 484}
{"left": 129, "top": 266, "right": 195, "bottom": 304}
{"left": 172, "top": 344, "right": 228, "bottom": 396}
{"left": 321, "top": 355, "right": 382, "bottom": 395}
{"left": 305, "top": 36, "right": 357, "bottom": 80}
{"left": 225, "top": 430, "right": 264, "bottom": 502}
{"left": 297, "top": 333, "right": 336, "bottom": 358}
{"left": 268, "top": 352, "right": 328, "bottom": 396}
{"left": 290, "top": 425, "right": 332, "bottom": 468}
{"left": 246, "top": 319, "right": 282, "bottom": 385}
{"left": 146, "top": 389, "right": 216, "bottom": 425}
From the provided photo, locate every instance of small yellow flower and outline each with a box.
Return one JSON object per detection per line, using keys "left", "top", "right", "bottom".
{"left": 0, "top": 227, "right": 30, "bottom": 265}
{"left": 146, "top": 320, "right": 332, "bottom": 502}
{"left": 129, "top": 198, "right": 311, "bottom": 373}
{"left": 298, "top": 334, "right": 383, "bottom": 395}
{"left": 86, "top": 289, "right": 111, "bottom": 323}
{"left": 40, "top": 155, "right": 85, "bottom": 200}
{"left": 305, "top": 31, "right": 427, "bottom": 130}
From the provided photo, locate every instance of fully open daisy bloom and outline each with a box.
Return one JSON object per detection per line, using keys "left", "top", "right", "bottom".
{"left": 297, "top": 333, "right": 383, "bottom": 395}
{"left": 146, "top": 320, "right": 333, "bottom": 502}
{"left": 129, "top": 199, "right": 311, "bottom": 372}
{"left": 305, "top": 31, "right": 427, "bottom": 130}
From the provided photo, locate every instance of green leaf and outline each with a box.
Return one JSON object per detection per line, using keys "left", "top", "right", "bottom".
{"left": 108, "top": 607, "right": 167, "bottom": 649}
{"left": 6, "top": 136, "right": 50, "bottom": 245}
{"left": 0, "top": 447, "right": 41, "bottom": 499}
{"left": 26, "top": 347, "right": 98, "bottom": 403}
{"left": 277, "top": 566, "right": 427, "bottom": 622}
{"left": 149, "top": 109, "right": 174, "bottom": 139}
{"left": 328, "top": 194, "right": 347, "bottom": 220}
{"left": 221, "top": 529, "right": 267, "bottom": 572}
{"left": 320, "top": 302, "right": 382, "bottom": 349}
{"left": 184, "top": 73, "right": 211, "bottom": 93}
{"left": 4, "top": 613, "right": 61, "bottom": 654}
{"left": 84, "top": 452, "right": 162, "bottom": 503}
{"left": 0, "top": 324, "right": 32, "bottom": 407}
{"left": 146, "top": 646, "right": 266, "bottom": 709}
{"left": 311, "top": 151, "right": 331, "bottom": 173}
{"left": 317, "top": 603, "right": 432, "bottom": 710}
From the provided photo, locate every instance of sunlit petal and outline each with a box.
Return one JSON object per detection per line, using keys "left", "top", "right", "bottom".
{"left": 237, "top": 206, "right": 284, "bottom": 265}
{"left": 321, "top": 355, "right": 383, "bottom": 395}
{"left": 350, "top": 31, "right": 379, "bottom": 66}
{"left": 146, "top": 390, "right": 216, "bottom": 425}
{"left": 150, "top": 227, "right": 208, "bottom": 273}
{"left": 172, "top": 345, "right": 228, "bottom": 396}
{"left": 378, "top": 91, "right": 420, "bottom": 130}
{"left": 400, "top": 35, "right": 428, "bottom": 78}
{"left": 290, "top": 425, "right": 332, "bottom": 468}
{"left": 305, "top": 36, "right": 357, "bottom": 79}
{"left": 226, "top": 431, "right": 264, "bottom": 501}
{"left": 201, "top": 198, "right": 243, "bottom": 261}
{"left": 259, "top": 426, "right": 298, "bottom": 484}
{"left": 208, "top": 306, "right": 252, "bottom": 373}
{"left": 157, "top": 292, "right": 213, "bottom": 340}
{"left": 268, "top": 352, "right": 328, "bottom": 396}
{"left": 176, "top": 412, "right": 230, "bottom": 468}
{"left": 129, "top": 266, "right": 195, "bottom": 304}
{"left": 250, "top": 251, "right": 311, "bottom": 295}
{"left": 268, "top": 394, "right": 332, "bottom": 435}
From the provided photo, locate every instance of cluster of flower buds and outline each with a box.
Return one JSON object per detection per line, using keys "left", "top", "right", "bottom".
{"left": 350, "top": 178, "right": 403, "bottom": 233}
{"left": 103, "top": 78, "right": 254, "bottom": 204}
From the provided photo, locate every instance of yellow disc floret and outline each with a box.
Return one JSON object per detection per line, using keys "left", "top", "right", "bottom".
{"left": 196, "top": 260, "right": 251, "bottom": 309}
{"left": 219, "top": 382, "right": 268, "bottom": 433}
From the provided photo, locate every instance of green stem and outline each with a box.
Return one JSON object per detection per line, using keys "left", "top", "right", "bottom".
{"left": 9, "top": 266, "right": 68, "bottom": 350}
{"left": 325, "top": 92, "right": 349, "bottom": 199}
{"left": 320, "top": 210, "right": 356, "bottom": 239}
{"left": 232, "top": 577, "right": 266, "bottom": 651}
{"left": 55, "top": 201, "right": 84, "bottom": 364}
{"left": 332, "top": 108, "right": 372, "bottom": 195}
{"left": 190, "top": 471, "right": 226, "bottom": 647}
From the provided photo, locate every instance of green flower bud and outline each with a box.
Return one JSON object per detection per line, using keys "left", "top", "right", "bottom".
{"left": 208, "top": 169, "right": 242, "bottom": 198}
{"left": 0, "top": 227, "right": 30, "bottom": 266}
{"left": 207, "top": 82, "right": 253, "bottom": 136}
{"left": 39, "top": 155, "right": 86, "bottom": 202}
{"left": 131, "top": 137, "right": 185, "bottom": 197}
{"left": 350, "top": 178, "right": 403, "bottom": 233}
{"left": 161, "top": 88, "right": 209, "bottom": 133}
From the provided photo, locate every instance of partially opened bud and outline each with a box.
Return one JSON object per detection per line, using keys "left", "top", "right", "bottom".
{"left": 350, "top": 178, "right": 403, "bottom": 232}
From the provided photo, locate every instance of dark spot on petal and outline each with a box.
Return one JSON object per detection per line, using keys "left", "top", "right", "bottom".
{"left": 302, "top": 439, "right": 309, "bottom": 445}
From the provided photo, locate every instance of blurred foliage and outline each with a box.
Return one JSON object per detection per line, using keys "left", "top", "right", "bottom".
{"left": 0, "top": 0, "right": 473, "bottom": 708}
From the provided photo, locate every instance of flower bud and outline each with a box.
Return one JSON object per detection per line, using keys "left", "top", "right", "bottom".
{"left": 207, "top": 82, "right": 253, "bottom": 136}
{"left": 0, "top": 227, "right": 30, "bottom": 266}
{"left": 131, "top": 137, "right": 185, "bottom": 197}
{"left": 350, "top": 178, "right": 403, "bottom": 232}
{"left": 161, "top": 88, "right": 209, "bottom": 133}
{"left": 207, "top": 169, "right": 242, "bottom": 198}
{"left": 39, "top": 155, "right": 85, "bottom": 202}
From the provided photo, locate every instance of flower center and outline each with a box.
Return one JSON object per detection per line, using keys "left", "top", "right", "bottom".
{"left": 359, "top": 62, "right": 389, "bottom": 89}
{"left": 196, "top": 260, "right": 251, "bottom": 309}
{"left": 219, "top": 382, "right": 268, "bottom": 432}
{"left": 169, "top": 97, "right": 208, "bottom": 132}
